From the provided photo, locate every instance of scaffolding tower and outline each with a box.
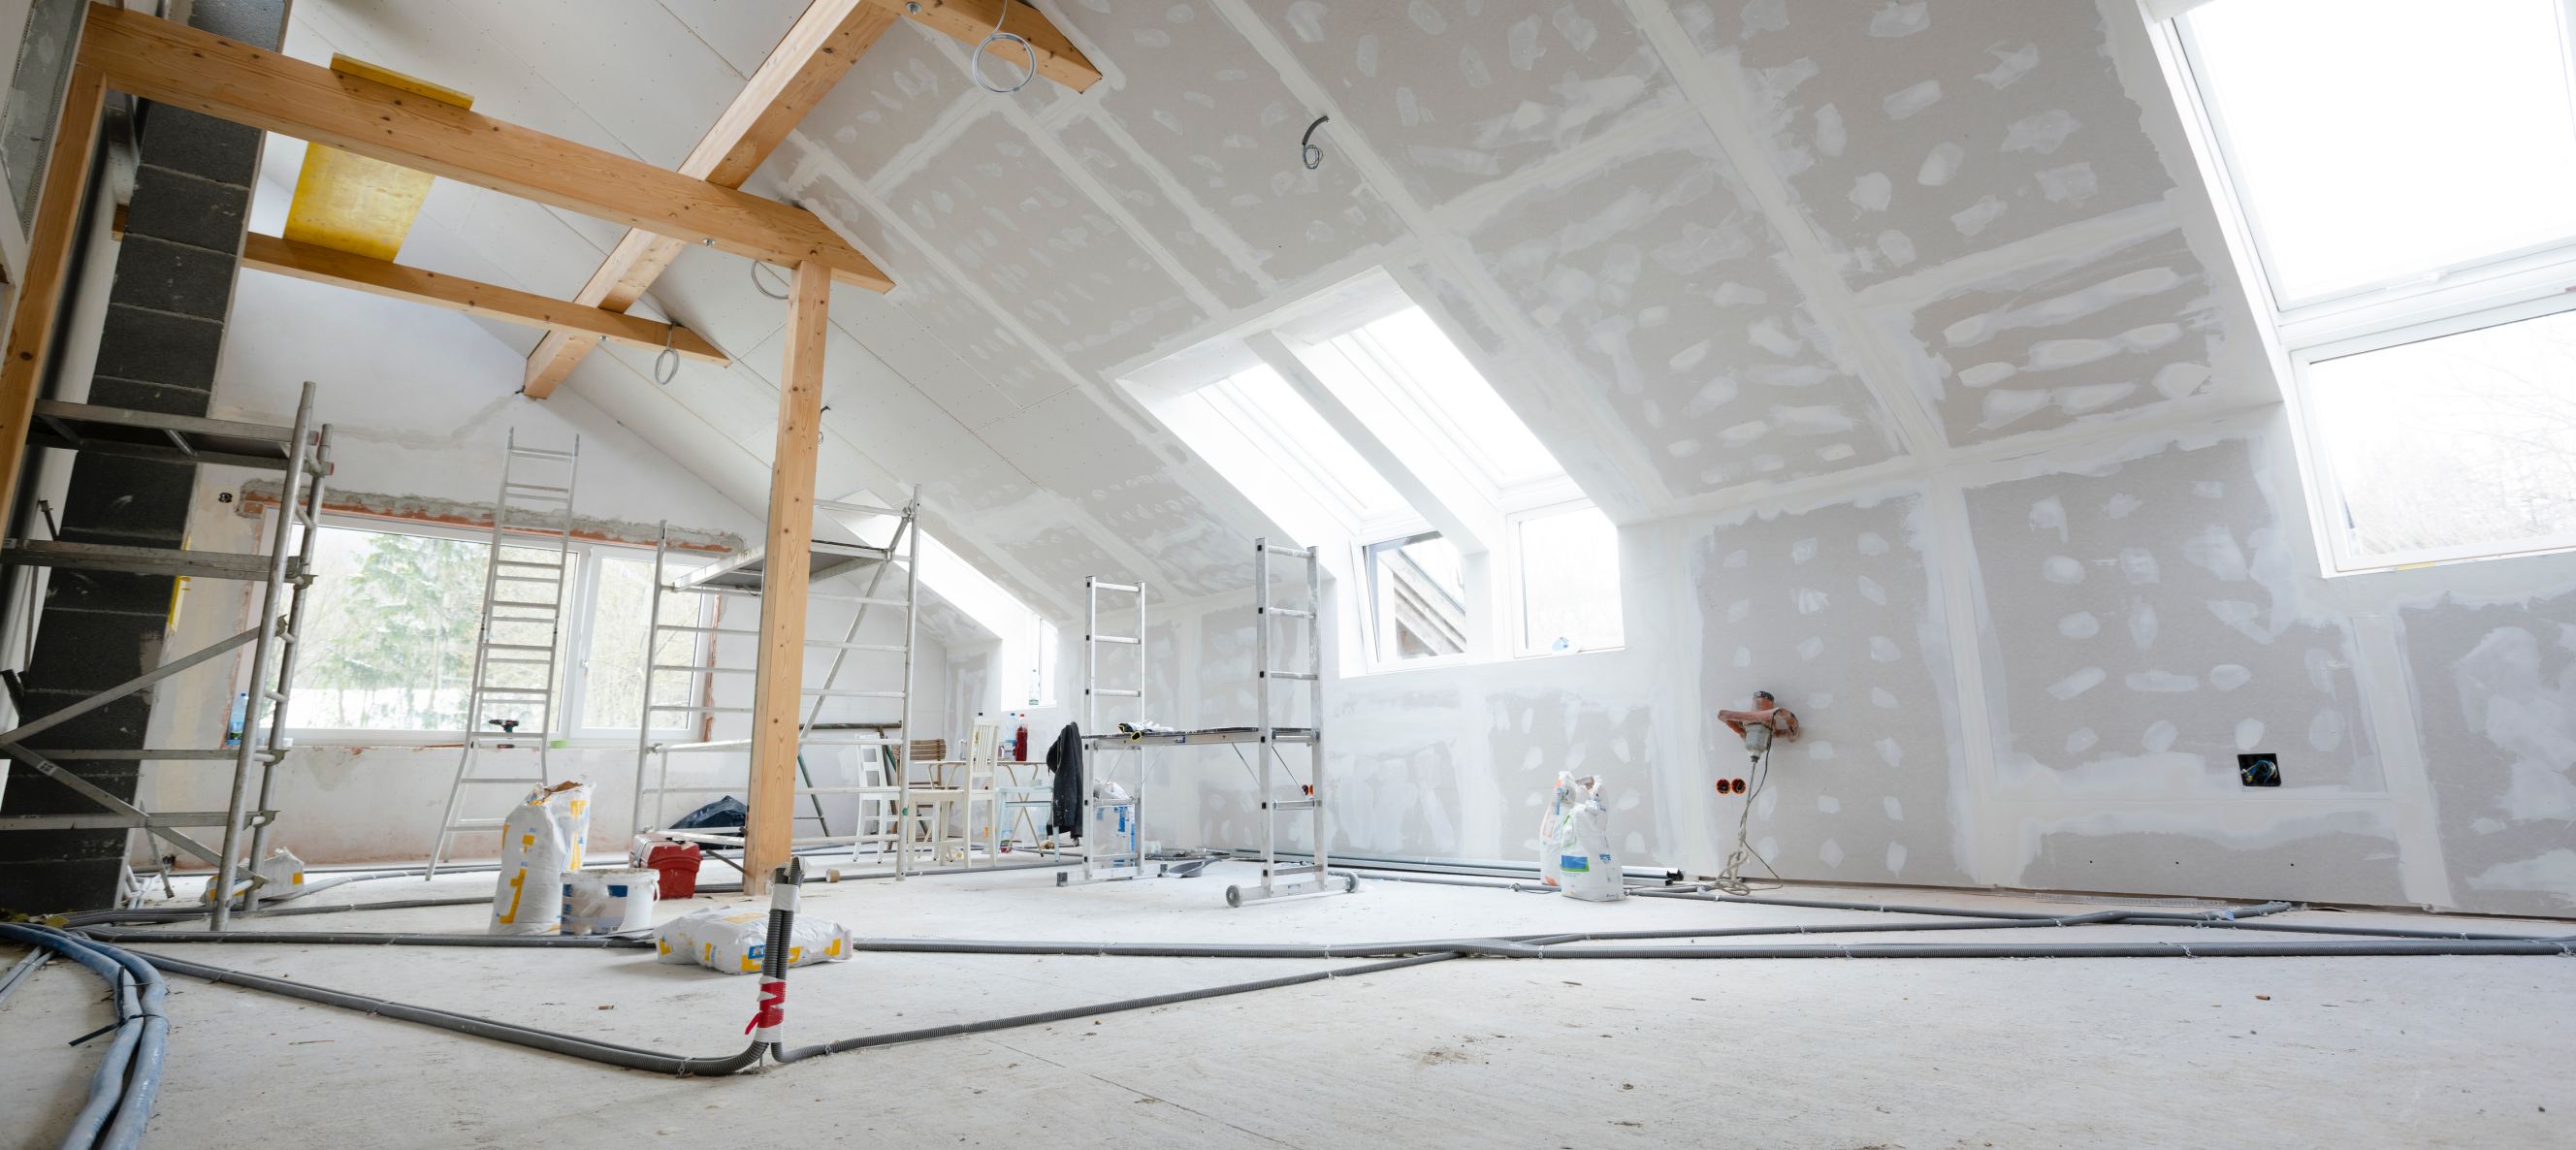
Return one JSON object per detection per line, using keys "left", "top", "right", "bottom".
{"left": 1064, "top": 575, "right": 1146, "bottom": 885}
{"left": 0, "top": 382, "right": 331, "bottom": 929}
{"left": 1237, "top": 538, "right": 1336, "bottom": 906}
{"left": 629, "top": 495, "right": 940, "bottom": 871}
{"left": 426, "top": 431, "right": 580, "bottom": 878}
{"left": 1071, "top": 539, "right": 1351, "bottom": 907}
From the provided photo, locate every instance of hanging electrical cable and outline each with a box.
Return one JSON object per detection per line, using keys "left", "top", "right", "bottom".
{"left": 1301, "top": 114, "right": 1330, "bottom": 170}
{"left": 749, "top": 259, "right": 790, "bottom": 301}
{"left": 968, "top": 0, "right": 1037, "bottom": 94}
{"left": 654, "top": 326, "right": 679, "bottom": 386}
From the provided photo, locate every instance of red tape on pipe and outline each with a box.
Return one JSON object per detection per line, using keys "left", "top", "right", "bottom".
{"left": 746, "top": 979, "right": 786, "bottom": 1038}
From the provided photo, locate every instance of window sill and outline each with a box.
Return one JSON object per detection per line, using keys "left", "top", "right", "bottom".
{"left": 2314, "top": 519, "right": 2576, "bottom": 577}
{"left": 1512, "top": 644, "right": 1628, "bottom": 661}
{"left": 278, "top": 731, "right": 684, "bottom": 751}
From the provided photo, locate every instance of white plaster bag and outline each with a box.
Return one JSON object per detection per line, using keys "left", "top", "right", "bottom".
{"left": 653, "top": 907, "right": 852, "bottom": 974}
{"left": 1540, "top": 772, "right": 1625, "bottom": 902}
{"left": 488, "top": 781, "right": 593, "bottom": 935}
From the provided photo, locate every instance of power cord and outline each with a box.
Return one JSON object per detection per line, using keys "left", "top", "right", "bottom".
{"left": 1712, "top": 746, "right": 1782, "bottom": 896}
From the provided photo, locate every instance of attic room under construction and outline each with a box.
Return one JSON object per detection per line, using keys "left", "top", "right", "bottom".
{"left": 0, "top": 2, "right": 2571, "bottom": 1147}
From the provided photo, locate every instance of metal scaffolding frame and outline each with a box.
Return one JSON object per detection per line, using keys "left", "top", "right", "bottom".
{"left": 0, "top": 383, "right": 331, "bottom": 929}
{"left": 629, "top": 493, "right": 960, "bottom": 872}
{"left": 1070, "top": 538, "right": 1353, "bottom": 907}
{"left": 1062, "top": 575, "right": 1146, "bottom": 886}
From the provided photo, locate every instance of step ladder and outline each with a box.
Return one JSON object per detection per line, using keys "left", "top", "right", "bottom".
{"left": 1228, "top": 538, "right": 1349, "bottom": 907}
{"left": 427, "top": 431, "right": 580, "bottom": 878}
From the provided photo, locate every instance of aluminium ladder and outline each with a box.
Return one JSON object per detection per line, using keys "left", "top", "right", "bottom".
{"left": 0, "top": 383, "right": 332, "bottom": 929}
{"left": 629, "top": 495, "right": 926, "bottom": 869}
{"left": 1063, "top": 575, "right": 1147, "bottom": 885}
{"left": 427, "top": 431, "right": 580, "bottom": 878}
{"left": 1229, "top": 538, "right": 1346, "bottom": 907}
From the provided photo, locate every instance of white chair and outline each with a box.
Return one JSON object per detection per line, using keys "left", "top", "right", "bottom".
{"left": 963, "top": 720, "right": 1002, "bottom": 864}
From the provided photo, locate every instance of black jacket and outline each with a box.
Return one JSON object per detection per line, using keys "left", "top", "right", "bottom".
{"left": 1044, "top": 722, "right": 1083, "bottom": 839}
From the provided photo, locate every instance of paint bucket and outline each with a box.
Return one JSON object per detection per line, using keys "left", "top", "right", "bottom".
{"left": 647, "top": 843, "right": 701, "bottom": 899}
{"left": 561, "top": 868, "right": 659, "bottom": 935}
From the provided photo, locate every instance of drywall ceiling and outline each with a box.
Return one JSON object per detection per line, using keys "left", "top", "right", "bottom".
{"left": 274, "top": 0, "right": 2270, "bottom": 618}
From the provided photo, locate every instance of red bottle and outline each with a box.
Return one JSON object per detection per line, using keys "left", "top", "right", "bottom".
{"left": 1014, "top": 717, "right": 1029, "bottom": 762}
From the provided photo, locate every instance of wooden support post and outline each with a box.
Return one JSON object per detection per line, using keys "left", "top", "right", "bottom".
{"left": 744, "top": 260, "right": 831, "bottom": 894}
{"left": 0, "top": 65, "right": 107, "bottom": 533}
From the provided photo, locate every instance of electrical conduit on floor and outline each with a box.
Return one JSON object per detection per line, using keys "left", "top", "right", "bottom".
{"left": 0, "top": 922, "right": 168, "bottom": 1150}
{"left": 34, "top": 884, "right": 2573, "bottom": 1098}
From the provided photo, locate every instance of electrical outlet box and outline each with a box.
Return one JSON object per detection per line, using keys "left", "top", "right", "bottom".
{"left": 2238, "top": 752, "right": 2281, "bottom": 787}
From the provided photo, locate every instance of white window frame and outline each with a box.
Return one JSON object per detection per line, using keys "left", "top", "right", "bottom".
{"left": 1358, "top": 528, "right": 1473, "bottom": 673}
{"left": 279, "top": 514, "right": 706, "bottom": 744}
{"left": 2283, "top": 294, "right": 2576, "bottom": 572}
{"left": 2157, "top": 0, "right": 2576, "bottom": 574}
{"left": 1507, "top": 498, "right": 1626, "bottom": 659}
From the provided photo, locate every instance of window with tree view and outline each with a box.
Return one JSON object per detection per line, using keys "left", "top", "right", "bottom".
{"left": 2174, "top": 0, "right": 2576, "bottom": 570}
{"left": 288, "top": 522, "right": 694, "bottom": 735}
{"left": 288, "top": 526, "right": 492, "bottom": 731}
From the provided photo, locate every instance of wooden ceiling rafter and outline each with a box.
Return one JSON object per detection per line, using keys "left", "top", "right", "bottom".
{"left": 74, "top": 5, "right": 893, "bottom": 290}
{"left": 521, "top": 0, "right": 1101, "bottom": 399}
{"left": 241, "top": 233, "right": 729, "bottom": 366}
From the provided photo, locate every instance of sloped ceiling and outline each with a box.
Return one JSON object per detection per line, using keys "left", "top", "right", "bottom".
{"left": 275, "top": 0, "right": 2269, "bottom": 619}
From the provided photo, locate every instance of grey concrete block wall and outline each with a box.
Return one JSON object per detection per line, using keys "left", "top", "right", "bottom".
{"left": 0, "top": 0, "right": 288, "bottom": 913}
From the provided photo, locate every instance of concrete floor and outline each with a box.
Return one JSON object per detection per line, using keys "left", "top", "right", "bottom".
{"left": 3, "top": 860, "right": 2570, "bottom": 1149}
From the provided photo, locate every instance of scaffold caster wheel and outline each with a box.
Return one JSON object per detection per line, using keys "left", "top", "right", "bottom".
{"left": 1055, "top": 871, "right": 1068, "bottom": 886}
{"left": 1342, "top": 873, "right": 1360, "bottom": 893}
{"left": 1225, "top": 885, "right": 1243, "bottom": 908}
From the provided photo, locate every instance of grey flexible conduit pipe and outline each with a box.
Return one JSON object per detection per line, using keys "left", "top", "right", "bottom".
{"left": 768, "top": 951, "right": 1461, "bottom": 1063}
{"left": 29, "top": 880, "right": 2571, "bottom": 1107}
{"left": 94, "top": 905, "right": 2574, "bottom": 1088}
{"left": 0, "top": 922, "right": 168, "bottom": 1150}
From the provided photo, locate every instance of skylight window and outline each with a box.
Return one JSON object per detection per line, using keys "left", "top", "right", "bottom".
{"left": 1129, "top": 274, "right": 1624, "bottom": 668}
{"left": 2169, "top": 0, "right": 2576, "bottom": 572}
{"left": 2184, "top": 0, "right": 2576, "bottom": 305}
{"left": 1199, "top": 366, "right": 1411, "bottom": 530}
{"left": 1300, "top": 306, "right": 1567, "bottom": 497}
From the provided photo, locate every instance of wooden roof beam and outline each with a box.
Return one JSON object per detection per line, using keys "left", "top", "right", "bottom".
{"left": 76, "top": 5, "right": 892, "bottom": 291}
{"left": 241, "top": 233, "right": 728, "bottom": 367}
{"left": 522, "top": 0, "right": 900, "bottom": 399}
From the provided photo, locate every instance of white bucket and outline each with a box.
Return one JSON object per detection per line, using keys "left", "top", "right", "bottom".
{"left": 560, "top": 868, "right": 659, "bottom": 935}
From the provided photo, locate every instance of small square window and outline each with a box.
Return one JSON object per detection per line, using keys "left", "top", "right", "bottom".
{"left": 1365, "top": 532, "right": 1466, "bottom": 663}
{"left": 1517, "top": 505, "right": 1623, "bottom": 655}
{"left": 2302, "top": 305, "right": 2576, "bottom": 567}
